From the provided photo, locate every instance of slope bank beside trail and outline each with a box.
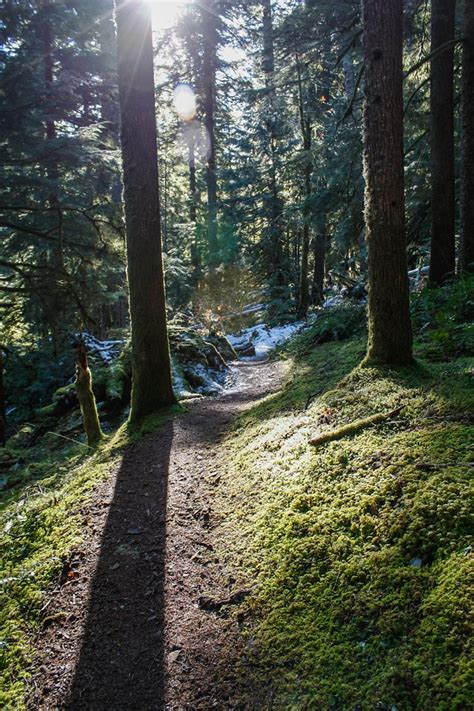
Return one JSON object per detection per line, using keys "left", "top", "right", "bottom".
{"left": 28, "top": 358, "right": 287, "bottom": 710}
{"left": 215, "top": 303, "right": 473, "bottom": 710}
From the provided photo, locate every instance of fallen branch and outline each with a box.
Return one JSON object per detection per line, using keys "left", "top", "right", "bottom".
{"left": 415, "top": 461, "right": 474, "bottom": 471}
{"left": 308, "top": 406, "right": 403, "bottom": 447}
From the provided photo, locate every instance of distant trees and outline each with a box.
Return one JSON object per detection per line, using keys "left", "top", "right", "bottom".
{"left": 0, "top": 0, "right": 123, "bottom": 347}
{"left": 361, "top": 0, "right": 413, "bottom": 364}
{"left": 115, "top": 0, "right": 176, "bottom": 420}
{"left": 429, "top": 0, "right": 456, "bottom": 284}
{"left": 3, "top": 0, "right": 473, "bottom": 394}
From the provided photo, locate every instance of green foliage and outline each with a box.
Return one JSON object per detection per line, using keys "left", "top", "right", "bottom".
{"left": 219, "top": 308, "right": 474, "bottom": 709}
{"left": 0, "top": 0, "right": 125, "bottom": 352}
{"left": 3, "top": 345, "right": 75, "bottom": 425}
{"left": 0, "top": 442, "right": 112, "bottom": 708}
{"left": 412, "top": 276, "right": 474, "bottom": 360}
{"left": 0, "top": 408, "right": 176, "bottom": 708}
{"left": 288, "top": 303, "right": 367, "bottom": 357}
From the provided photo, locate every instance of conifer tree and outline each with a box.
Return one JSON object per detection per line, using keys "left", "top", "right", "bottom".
{"left": 362, "top": 0, "right": 413, "bottom": 364}
{"left": 429, "top": 0, "right": 456, "bottom": 284}
{"left": 115, "top": 0, "right": 176, "bottom": 421}
{"left": 460, "top": 0, "right": 474, "bottom": 273}
{"left": 201, "top": 0, "right": 219, "bottom": 264}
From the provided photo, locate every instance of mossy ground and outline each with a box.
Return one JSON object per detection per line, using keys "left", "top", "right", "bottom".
{"left": 0, "top": 405, "right": 181, "bottom": 708}
{"left": 1, "top": 285, "right": 473, "bottom": 709}
{"left": 219, "top": 316, "right": 473, "bottom": 709}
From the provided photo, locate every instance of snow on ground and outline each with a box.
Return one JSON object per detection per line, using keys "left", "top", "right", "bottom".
{"left": 227, "top": 321, "right": 306, "bottom": 360}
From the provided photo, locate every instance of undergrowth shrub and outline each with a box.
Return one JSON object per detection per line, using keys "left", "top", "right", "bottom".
{"left": 412, "top": 276, "right": 474, "bottom": 360}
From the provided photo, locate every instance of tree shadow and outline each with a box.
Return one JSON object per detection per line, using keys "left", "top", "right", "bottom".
{"left": 66, "top": 420, "right": 174, "bottom": 710}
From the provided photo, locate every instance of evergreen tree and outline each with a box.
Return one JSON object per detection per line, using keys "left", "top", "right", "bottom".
{"left": 429, "top": 0, "right": 456, "bottom": 284}
{"left": 200, "top": 0, "right": 220, "bottom": 264}
{"left": 115, "top": 0, "right": 176, "bottom": 420}
{"left": 0, "top": 0, "right": 124, "bottom": 346}
{"left": 362, "top": 0, "right": 413, "bottom": 364}
{"left": 460, "top": 0, "right": 474, "bottom": 273}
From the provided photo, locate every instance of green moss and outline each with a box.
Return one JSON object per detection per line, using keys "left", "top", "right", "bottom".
{"left": 0, "top": 405, "right": 179, "bottom": 708}
{"left": 220, "top": 321, "right": 474, "bottom": 709}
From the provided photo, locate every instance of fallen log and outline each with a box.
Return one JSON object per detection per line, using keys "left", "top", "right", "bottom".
{"left": 309, "top": 405, "right": 404, "bottom": 447}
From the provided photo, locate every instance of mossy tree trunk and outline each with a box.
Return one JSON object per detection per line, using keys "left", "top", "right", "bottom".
{"left": 115, "top": 0, "right": 177, "bottom": 421}
{"left": 75, "top": 341, "right": 103, "bottom": 446}
{"left": 362, "top": 0, "right": 413, "bottom": 365}
{"left": 429, "top": 0, "right": 456, "bottom": 284}
{"left": 460, "top": 0, "right": 474, "bottom": 274}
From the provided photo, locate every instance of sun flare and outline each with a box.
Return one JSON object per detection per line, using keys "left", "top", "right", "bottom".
{"left": 148, "top": 0, "right": 191, "bottom": 30}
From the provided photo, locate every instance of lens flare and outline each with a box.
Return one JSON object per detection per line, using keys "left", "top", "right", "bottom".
{"left": 173, "top": 83, "right": 197, "bottom": 122}
{"left": 181, "top": 120, "right": 211, "bottom": 162}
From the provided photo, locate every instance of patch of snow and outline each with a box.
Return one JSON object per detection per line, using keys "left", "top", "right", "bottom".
{"left": 322, "top": 295, "right": 345, "bottom": 308}
{"left": 191, "top": 363, "right": 226, "bottom": 395}
{"left": 79, "top": 332, "right": 125, "bottom": 364}
{"left": 228, "top": 321, "right": 306, "bottom": 359}
{"left": 172, "top": 363, "right": 195, "bottom": 399}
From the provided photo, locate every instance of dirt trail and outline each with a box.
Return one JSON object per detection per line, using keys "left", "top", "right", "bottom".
{"left": 29, "top": 358, "right": 287, "bottom": 710}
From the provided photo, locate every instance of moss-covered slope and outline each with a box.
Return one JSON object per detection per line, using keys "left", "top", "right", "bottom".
{"left": 220, "top": 307, "right": 473, "bottom": 709}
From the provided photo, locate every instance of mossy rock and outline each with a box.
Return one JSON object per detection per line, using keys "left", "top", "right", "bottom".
{"left": 36, "top": 382, "right": 77, "bottom": 419}
{"left": 207, "top": 331, "right": 238, "bottom": 362}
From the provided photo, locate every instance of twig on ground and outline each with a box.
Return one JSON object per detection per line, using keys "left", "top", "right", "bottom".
{"left": 308, "top": 406, "right": 404, "bottom": 447}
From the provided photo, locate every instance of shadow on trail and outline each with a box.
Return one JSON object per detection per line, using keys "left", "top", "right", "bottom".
{"left": 66, "top": 420, "right": 174, "bottom": 710}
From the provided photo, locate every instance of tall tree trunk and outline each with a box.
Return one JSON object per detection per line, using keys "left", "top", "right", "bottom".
{"left": 342, "top": 53, "right": 356, "bottom": 97}
{"left": 429, "top": 0, "right": 456, "bottom": 284}
{"left": 296, "top": 54, "right": 312, "bottom": 318}
{"left": 460, "top": 0, "right": 474, "bottom": 273}
{"left": 41, "top": 0, "right": 64, "bottom": 355}
{"left": 311, "top": 232, "right": 326, "bottom": 305}
{"left": 162, "top": 159, "right": 168, "bottom": 251}
{"left": 115, "top": 0, "right": 176, "bottom": 421}
{"left": 188, "top": 128, "right": 197, "bottom": 223}
{"left": 362, "top": 0, "right": 413, "bottom": 364}
{"left": 0, "top": 348, "right": 5, "bottom": 447}
{"left": 98, "top": 0, "right": 121, "bottom": 202}
{"left": 262, "top": 0, "right": 285, "bottom": 292}
{"left": 188, "top": 127, "right": 201, "bottom": 269}
{"left": 201, "top": 0, "right": 219, "bottom": 264}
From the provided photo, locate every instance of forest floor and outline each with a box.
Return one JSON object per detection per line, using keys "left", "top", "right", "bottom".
{"left": 27, "top": 358, "right": 288, "bottom": 710}
{"left": 3, "top": 288, "right": 473, "bottom": 710}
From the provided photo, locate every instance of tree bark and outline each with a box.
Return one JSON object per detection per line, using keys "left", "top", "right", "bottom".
{"left": 40, "top": 0, "right": 64, "bottom": 355}
{"left": 429, "top": 0, "right": 456, "bottom": 284}
{"left": 75, "top": 341, "right": 103, "bottom": 446}
{"left": 460, "top": 0, "right": 474, "bottom": 273}
{"left": 311, "top": 232, "right": 326, "bottom": 305}
{"left": 362, "top": 0, "right": 413, "bottom": 364}
{"left": 115, "top": 0, "right": 176, "bottom": 421}
{"left": 201, "top": 0, "right": 219, "bottom": 264}
{"left": 0, "top": 349, "right": 6, "bottom": 447}
{"left": 296, "top": 53, "right": 312, "bottom": 319}
{"left": 262, "top": 0, "right": 286, "bottom": 293}
{"left": 188, "top": 128, "right": 197, "bottom": 223}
